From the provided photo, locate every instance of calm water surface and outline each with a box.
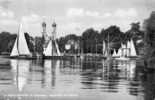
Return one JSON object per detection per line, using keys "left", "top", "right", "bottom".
{"left": 0, "top": 57, "right": 154, "bottom": 100}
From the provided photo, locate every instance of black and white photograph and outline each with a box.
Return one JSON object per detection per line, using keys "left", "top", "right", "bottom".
{"left": 0, "top": 0, "right": 154, "bottom": 100}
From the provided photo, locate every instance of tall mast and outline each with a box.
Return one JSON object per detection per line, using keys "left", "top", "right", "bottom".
{"left": 108, "top": 32, "right": 110, "bottom": 56}
{"left": 42, "top": 21, "right": 47, "bottom": 55}
{"left": 52, "top": 21, "right": 57, "bottom": 56}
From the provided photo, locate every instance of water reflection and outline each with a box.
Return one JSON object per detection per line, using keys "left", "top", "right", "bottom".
{"left": 43, "top": 60, "right": 60, "bottom": 88}
{"left": 11, "top": 59, "right": 30, "bottom": 92}
{"left": 0, "top": 57, "right": 153, "bottom": 100}
{"left": 139, "top": 71, "right": 155, "bottom": 100}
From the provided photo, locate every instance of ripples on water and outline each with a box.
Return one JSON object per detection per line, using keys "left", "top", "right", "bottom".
{"left": 0, "top": 57, "right": 154, "bottom": 100}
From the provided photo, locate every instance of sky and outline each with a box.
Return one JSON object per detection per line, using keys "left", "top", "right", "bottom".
{"left": 0, "top": 0, "right": 154, "bottom": 38}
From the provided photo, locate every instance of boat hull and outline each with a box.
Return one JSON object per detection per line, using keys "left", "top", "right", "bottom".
{"left": 114, "top": 57, "right": 130, "bottom": 61}
{"left": 4, "top": 56, "right": 40, "bottom": 60}
{"left": 43, "top": 56, "right": 70, "bottom": 60}
{"left": 3, "top": 55, "right": 72, "bottom": 60}
{"left": 113, "top": 56, "right": 139, "bottom": 60}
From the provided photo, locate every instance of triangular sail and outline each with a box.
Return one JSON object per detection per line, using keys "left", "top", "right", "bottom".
{"left": 121, "top": 43, "right": 126, "bottom": 48}
{"left": 44, "top": 40, "right": 52, "bottom": 56}
{"left": 127, "top": 41, "right": 131, "bottom": 49}
{"left": 126, "top": 40, "right": 131, "bottom": 56}
{"left": 117, "top": 48, "right": 122, "bottom": 57}
{"left": 104, "top": 49, "right": 108, "bottom": 57}
{"left": 44, "top": 39, "right": 61, "bottom": 56}
{"left": 18, "top": 24, "right": 31, "bottom": 55}
{"left": 130, "top": 39, "right": 137, "bottom": 56}
{"left": 10, "top": 39, "right": 19, "bottom": 56}
{"left": 10, "top": 23, "right": 31, "bottom": 56}
{"left": 112, "top": 50, "right": 117, "bottom": 57}
{"left": 54, "top": 40, "right": 61, "bottom": 56}
{"left": 121, "top": 43, "right": 127, "bottom": 57}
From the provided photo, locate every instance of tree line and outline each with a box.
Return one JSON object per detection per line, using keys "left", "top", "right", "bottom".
{"left": 4, "top": 11, "right": 155, "bottom": 56}
{"left": 0, "top": 23, "right": 144, "bottom": 55}
{"left": 58, "top": 23, "right": 144, "bottom": 55}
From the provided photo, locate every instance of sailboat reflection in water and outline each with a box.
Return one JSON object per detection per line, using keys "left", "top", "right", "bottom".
{"left": 43, "top": 60, "right": 60, "bottom": 88}
{"left": 102, "top": 60, "right": 136, "bottom": 80}
{"left": 115, "top": 60, "right": 136, "bottom": 79}
{"left": 10, "top": 60, "right": 30, "bottom": 92}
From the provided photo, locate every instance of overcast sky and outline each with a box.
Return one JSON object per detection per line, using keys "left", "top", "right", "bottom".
{"left": 0, "top": 0, "right": 154, "bottom": 37}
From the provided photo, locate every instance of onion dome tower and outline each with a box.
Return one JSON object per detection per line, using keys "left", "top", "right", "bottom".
{"left": 52, "top": 21, "right": 57, "bottom": 40}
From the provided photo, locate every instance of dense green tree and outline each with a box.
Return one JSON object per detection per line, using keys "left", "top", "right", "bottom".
{"left": 100, "top": 25, "right": 124, "bottom": 51}
{"left": 34, "top": 37, "right": 43, "bottom": 54}
{"left": 0, "top": 20, "right": 146, "bottom": 56}
{"left": 82, "top": 28, "right": 100, "bottom": 53}
{"left": 57, "top": 34, "right": 81, "bottom": 53}
{"left": 0, "top": 32, "right": 16, "bottom": 54}
{"left": 143, "top": 11, "right": 155, "bottom": 67}
{"left": 125, "top": 22, "right": 144, "bottom": 55}
{"left": 25, "top": 32, "right": 35, "bottom": 52}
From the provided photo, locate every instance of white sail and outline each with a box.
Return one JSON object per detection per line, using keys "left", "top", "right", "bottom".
{"left": 112, "top": 50, "right": 117, "bottom": 57}
{"left": 10, "top": 23, "right": 31, "bottom": 56}
{"left": 44, "top": 39, "right": 61, "bottom": 56}
{"left": 102, "top": 40, "right": 106, "bottom": 55}
{"left": 127, "top": 40, "right": 131, "bottom": 49}
{"left": 10, "top": 39, "right": 19, "bottom": 56}
{"left": 121, "top": 43, "right": 126, "bottom": 48}
{"left": 126, "top": 40, "right": 131, "bottom": 56}
{"left": 121, "top": 43, "right": 127, "bottom": 56}
{"left": 117, "top": 48, "right": 122, "bottom": 57}
{"left": 55, "top": 41, "right": 61, "bottom": 56}
{"left": 130, "top": 39, "right": 137, "bottom": 56}
{"left": 18, "top": 24, "right": 31, "bottom": 55}
{"left": 44, "top": 40, "right": 52, "bottom": 56}
{"left": 104, "top": 49, "right": 108, "bottom": 57}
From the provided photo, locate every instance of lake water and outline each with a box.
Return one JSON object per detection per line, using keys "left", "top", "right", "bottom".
{"left": 0, "top": 57, "right": 154, "bottom": 100}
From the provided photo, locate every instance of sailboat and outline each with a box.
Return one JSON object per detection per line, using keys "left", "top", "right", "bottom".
{"left": 112, "top": 49, "right": 118, "bottom": 57}
{"left": 42, "top": 21, "right": 63, "bottom": 59}
{"left": 128, "top": 39, "right": 137, "bottom": 58}
{"left": 115, "top": 39, "right": 137, "bottom": 60}
{"left": 43, "top": 39, "right": 62, "bottom": 59}
{"left": 114, "top": 43, "right": 130, "bottom": 61}
{"left": 125, "top": 39, "right": 137, "bottom": 58}
{"left": 10, "top": 23, "right": 33, "bottom": 59}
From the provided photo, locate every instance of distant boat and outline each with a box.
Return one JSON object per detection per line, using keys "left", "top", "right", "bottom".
{"left": 114, "top": 39, "right": 137, "bottom": 60}
{"left": 129, "top": 39, "right": 137, "bottom": 57}
{"left": 114, "top": 43, "right": 129, "bottom": 60}
{"left": 10, "top": 23, "right": 33, "bottom": 59}
{"left": 116, "top": 48, "right": 122, "bottom": 57}
{"left": 125, "top": 39, "right": 137, "bottom": 58}
{"left": 112, "top": 49, "right": 117, "bottom": 57}
{"left": 115, "top": 47, "right": 130, "bottom": 61}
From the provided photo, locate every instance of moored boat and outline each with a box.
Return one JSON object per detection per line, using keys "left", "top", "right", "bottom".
{"left": 9, "top": 23, "right": 35, "bottom": 59}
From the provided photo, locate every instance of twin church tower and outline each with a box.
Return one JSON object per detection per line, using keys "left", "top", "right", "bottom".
{"left": 42, "top": 21, "right": 61, "bottom": 56}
